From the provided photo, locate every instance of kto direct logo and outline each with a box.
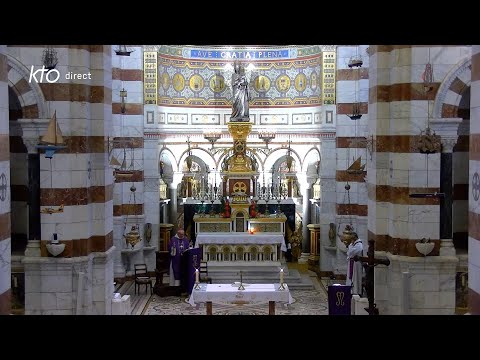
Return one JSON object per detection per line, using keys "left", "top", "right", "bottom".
{"left": 28, "top": 66, "right": 92, "bottom": 83}
{"left": 29, "top": 66, "right": 60, "bottom": 83}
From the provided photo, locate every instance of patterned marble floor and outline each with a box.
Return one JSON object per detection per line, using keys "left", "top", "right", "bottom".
{"left": 142, "top": 288, "right": 328, "bottom": 315}
{"left": 117, "top": 267, "right": 329, "bottom": 315}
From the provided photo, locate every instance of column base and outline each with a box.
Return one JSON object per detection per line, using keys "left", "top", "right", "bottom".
{"left": 24, "top": 240, "right": 41, "bottom": 257}
{"left": 439, "top": 239, "right": 456, "bottom": 256}
{"left": 297, "top": 252, "right": 311, "bottom": 264}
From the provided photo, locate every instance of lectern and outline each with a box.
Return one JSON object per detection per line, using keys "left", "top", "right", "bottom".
{"left": 183, "top": 247, "right": 202, "bottom": 294}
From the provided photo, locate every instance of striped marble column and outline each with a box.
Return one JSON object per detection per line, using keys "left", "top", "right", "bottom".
{"left": 11, "top": 45, "right": 115, "bottom": 314}
{"left": 368, "top": 46, "right": 467, "bottom": 314}
{"left": 469, "top": 45, "right": 480, "bottom": 315}
{"left": 111, "top": 46, "right": 148, "bottom": 276}
{"left": 0, "top": 45, "right": 11, "bottom": 315}
{"left": 334, "top": 45, "right": 370, "bottom": 276}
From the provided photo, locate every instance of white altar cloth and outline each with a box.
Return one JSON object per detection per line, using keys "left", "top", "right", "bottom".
{"left": 195, "top": 233, "right": 287, "bottom": 252}
{"left": 188, "top": 283, "right": 293, "bottom": 306}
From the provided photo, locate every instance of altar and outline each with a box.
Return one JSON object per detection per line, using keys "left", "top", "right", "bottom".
{"left": 188, "top": 283, "right": 293, "bottom": 315}
{"left": 185, "top": 107, "right": 293, "bottom": 283}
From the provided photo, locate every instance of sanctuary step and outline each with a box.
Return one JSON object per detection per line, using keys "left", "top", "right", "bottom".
{"left": 206, "top": 265, "right": 314, "bottom": 290}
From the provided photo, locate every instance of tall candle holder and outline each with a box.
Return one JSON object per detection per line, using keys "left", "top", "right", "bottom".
{"left": 238, "top": 271, "right": 245, "bottom": 290}
{"left": 194, "top": 268, "right": 201, "bottom": 290}
{"left": 278, "top": 268, "right": 286, "bottom": 290}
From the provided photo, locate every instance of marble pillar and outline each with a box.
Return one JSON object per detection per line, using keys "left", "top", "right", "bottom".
{"left": 430, "top": 119, "right": 461, "bottom": 257}
{"left": 17, "top": 120, "right": 49, "bottom": 257}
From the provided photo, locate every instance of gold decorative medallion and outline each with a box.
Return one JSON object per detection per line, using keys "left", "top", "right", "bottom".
{"left": 173, "top": 73, "right": 185, "bottom": 92}
{"left": 189, "top": 74, "right": 205, "bottom": 92}
{"left": 294, "top": 73, "right": 307, "bottom": 92}
{"left": 276, "top": 75, "right": 291, "bottom": 92}
{"left": 234, "top": 140, "right": 245, "bottom": 153}
{"left": 210, "top": 74, "right": 225, "bottom": 92}
{"left": 161, "top": 73, "right": 170, "bottom": 90}
{"left": 254, "top": 75, "right": 271, "bottom": 92}
{"left": 233, "top": 182, "right": 247, "bottom": 193}
{"left": 310, "top": 72, "right": 318, "bottom": 90}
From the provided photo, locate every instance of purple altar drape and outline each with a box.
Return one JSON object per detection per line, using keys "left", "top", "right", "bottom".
{"left": 328, "top": 284, "right": 352, "bottom": 315}
{"left": 184, "top": 247, "right": 202, "bottom": 294}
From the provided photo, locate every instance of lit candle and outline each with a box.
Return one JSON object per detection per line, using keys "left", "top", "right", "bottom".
{"left": 280, "top": 268, "right": 284, "bottom": 284}
{"left": 195, "top": 268, "right": 200, "bottom": 283}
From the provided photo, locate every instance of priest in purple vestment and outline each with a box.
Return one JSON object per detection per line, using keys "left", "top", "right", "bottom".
{"left": 168, "top": 228, "right": 190, "bottom": 287}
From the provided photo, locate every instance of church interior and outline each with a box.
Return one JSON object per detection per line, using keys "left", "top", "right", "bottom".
{"left": 0, "top": 44, "right": 478, "bottom": 315}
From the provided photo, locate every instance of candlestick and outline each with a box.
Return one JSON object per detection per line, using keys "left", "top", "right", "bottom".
{"left": 238, "top": 270, "right": 245, "bottom": 290}
{"left": 279, "top": 268, "right": 286, "bottom": 290}
{"left": 194, "top": 268, "right": 201, "bottom": 290}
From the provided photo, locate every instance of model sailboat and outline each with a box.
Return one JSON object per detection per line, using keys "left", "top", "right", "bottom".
{"left": 113, "top": 147, "right": 135, "bottom": 178}
{"left": 37, "top": 110, "right": 65, "bottom": 214}
{"left": 348, "top": 103, "right": 362, "bottom": 120}
{"left": 36, "top": 110, "right": 67, "bottom": 159}
{"left": 114, "top": 45, "right": 134, "bottom": 56}
{"left": 346, "top": 156, "right": 365, "bottom": 174}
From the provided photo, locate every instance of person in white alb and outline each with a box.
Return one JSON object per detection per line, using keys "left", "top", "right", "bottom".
{"left": 346, "top": 232, "right": 364, "bottom": 295}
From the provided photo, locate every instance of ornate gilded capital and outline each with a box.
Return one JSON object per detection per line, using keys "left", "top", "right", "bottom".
{"left": 228, "top": 122, "right": 252, "bottom": 141}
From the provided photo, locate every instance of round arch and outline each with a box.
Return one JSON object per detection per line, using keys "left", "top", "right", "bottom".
{"left": 263, "top": 146, "right": 302, "bottom": 174}
{"left": 433, "top": 56, "right": 471, "bottom": 119}
{"left": 177, "top": 147, "right": 216, "bottom": 171}
{"left": 302, "top": 147, "right": 321, "bottom": 173}
{"left": 7, "top": 54, "right": 47, "bottom": 119}
{"left": 159, "top": 148, "right": 178, "bottom": 173}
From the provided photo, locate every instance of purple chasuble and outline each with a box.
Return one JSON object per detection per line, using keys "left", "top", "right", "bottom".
{"left": 168, "top": 236, "right": 190, "bottom": 280}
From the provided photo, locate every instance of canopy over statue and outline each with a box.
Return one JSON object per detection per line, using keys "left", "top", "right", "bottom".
{"left": 230, "top": 61, "right": 250, "bottom": 122}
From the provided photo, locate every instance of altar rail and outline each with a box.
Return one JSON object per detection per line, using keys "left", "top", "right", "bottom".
{"left": 202, "top": 244, "right": 278, "bottom": 262}
{"left": 195, "top": 233, "right": 287, "bottom": 264}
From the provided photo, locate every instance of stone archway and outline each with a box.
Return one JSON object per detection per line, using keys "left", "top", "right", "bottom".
{"left": 7, "top": 55, "right": 47, "bottom": 119}
{"left": 432, "top": 56, "right": 471, "bottom": 311}
{"left": 431, "top": 57, "right": 471, "bottom": 253}
{"left": 433, "top": 56, "right": 471, "bottom": 120}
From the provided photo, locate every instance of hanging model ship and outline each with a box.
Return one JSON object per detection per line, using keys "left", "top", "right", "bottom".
{"left": 37, "top": 110, "right": 66, "bottom": 214}
{"left": 36, "top": 110, "right": 67, "bottom": 159}
{"left": 348, "top": 102, "right": 362, "bottom": 120}
{"left": 112, "top": 147, "right": 135, "bottom": 179}
{"left": 346, "top": 156, "right": 366, "bottom": 174}
{"left": 114, "top": 45, "right": 134, "bottom": 56}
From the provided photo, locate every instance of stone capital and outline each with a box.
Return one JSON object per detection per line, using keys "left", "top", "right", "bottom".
{"left": 440, "top": 137, "right": 458, "bottom": 153}
{"left": 17, "top": 118, "right": 50, "bottom": 154}
{"left": 429, "top": 118, "right": 461, "bottom": 153}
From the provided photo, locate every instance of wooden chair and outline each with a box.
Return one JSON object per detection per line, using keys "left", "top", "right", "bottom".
{"left": 134, "top": 264, "right": 153, "bottom": 295}
{"left": 199, "top": 261, "right": 212, "bottom": 284}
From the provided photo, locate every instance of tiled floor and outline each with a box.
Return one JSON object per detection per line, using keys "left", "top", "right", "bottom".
{"left": 117, "top": 266, "right": 330, "bottom": 315}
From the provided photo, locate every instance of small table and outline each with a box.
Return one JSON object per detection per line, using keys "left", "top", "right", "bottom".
{"left": 188, "top": 283, "right": 293, "bottom": 315}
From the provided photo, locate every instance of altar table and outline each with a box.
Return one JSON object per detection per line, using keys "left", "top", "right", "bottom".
{"left": 188, "top": 283, "right": 293, "bottom": 315}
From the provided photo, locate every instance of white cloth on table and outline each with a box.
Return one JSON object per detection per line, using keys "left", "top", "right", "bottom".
{"left": 188, "top": 283, "right": 293, "bottom": 306}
